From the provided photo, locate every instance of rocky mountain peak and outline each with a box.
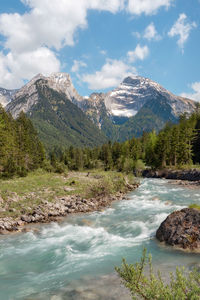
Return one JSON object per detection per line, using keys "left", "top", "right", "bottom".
{"left": 6, "top": 72, "right": 83, "bottom": 118}
{"left": 104, "top": 75, "right": 196, "bottom": 119}
{"left": 46, "top": 72, "right": 83, "bottom": 103}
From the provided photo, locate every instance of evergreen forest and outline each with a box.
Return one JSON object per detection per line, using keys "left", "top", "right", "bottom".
{"left": 1, "top": 103, "right": 200, "bottom": 178}
{"left": 51, "top": 109, "right": 200, "bottom": 173}
{"left": 0, "top": 105, "right": 45, "bottom": 178}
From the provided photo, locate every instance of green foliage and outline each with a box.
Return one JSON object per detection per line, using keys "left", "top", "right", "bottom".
{"left": 116, "top": 249, "right": 200, "bottom": 300}
{"left": 0, "top": 106, "right": 45, "bottom": 178}
{"left": 28, "top": 80, "right": 107, "bottom": 149}
{"left": 117, "top": 93, "right": 177, "bottom": 142}
{"left": 85, "top": 171, "right": 128, "bottom": 198}
{"left": 189, "top": 204, "right": 200, "bottom": 210}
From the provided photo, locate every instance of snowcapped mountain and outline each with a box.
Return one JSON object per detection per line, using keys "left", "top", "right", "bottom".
{"left": 2, "top": 72, "right": 197, "bottom": 145}
{"left": 104, "top": 76, "right": 196, "bottom": 120}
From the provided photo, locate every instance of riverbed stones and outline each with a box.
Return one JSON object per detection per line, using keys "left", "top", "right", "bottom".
{"left": 156, "top": 208, "right": 200, "bottom": 251}
{"left": 0, "top": 181, "right": 139, "bottom": 233}
{"left": 143, "top": 168, "right": 200, "bottom": 182}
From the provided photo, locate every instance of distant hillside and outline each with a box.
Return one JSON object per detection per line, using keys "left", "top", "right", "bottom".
{"left": 118, "top": 93, "right": 178, "bottom": 140}
{"left": 4, "top": 72, "right": 196, "bottom": 147}
{"left": 7, "top": 78, "right": 107, "bottom": 149}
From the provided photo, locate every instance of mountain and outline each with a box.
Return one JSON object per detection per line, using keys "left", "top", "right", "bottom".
{"left": 81, "top": 75, "right": 196, "bottom": 140}
{"left": 4, "top": 72, "right": 196, "bottom": 147}
{"left": 0, "top": 88, "right": 17, "bottom": 107}
{"left": 105, "top": 76, "right": 195, "bottom": 121}
{"left": 6, "top": 74, "right": 107, "bottom": 149}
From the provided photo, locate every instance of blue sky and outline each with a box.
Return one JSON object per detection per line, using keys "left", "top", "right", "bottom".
{"left": 0, "top": 0, "right": 199, "bottom": 101}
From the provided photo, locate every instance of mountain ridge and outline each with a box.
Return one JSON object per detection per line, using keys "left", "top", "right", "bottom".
{"left": 2, "top": 72, "right": 197, "bottom": 147}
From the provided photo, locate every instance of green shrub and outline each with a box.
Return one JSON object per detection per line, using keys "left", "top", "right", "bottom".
{"left": 115, "top": 249, "right": 200, "bottom": 300}
{"left": 133, "top": 159, "right": 146, "bottom": 176}
{"left": 87, "top": 178, "right": 113, "bottom": 198}
{"left": 53, "top": 162, "right": 66, "bottom": 174}
{"left": 189, "top": 204, "right": 200, "bottom": 210}
{"left": 42, "top": 160, "right": 54, "bottom": 172}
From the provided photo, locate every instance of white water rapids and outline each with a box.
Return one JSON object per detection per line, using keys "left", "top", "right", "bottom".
{"left": 0, "top": 178, "right": 199, "bottom": 299}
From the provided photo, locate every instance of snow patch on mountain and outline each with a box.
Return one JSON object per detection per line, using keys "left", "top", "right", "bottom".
{"left": 104, "top": 75, "right": 196, "bottom": 118}
{"left": 0, "top": 88, "right": 17, "bottom": 107}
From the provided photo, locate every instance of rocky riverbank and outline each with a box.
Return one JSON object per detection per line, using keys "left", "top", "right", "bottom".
{"left": 0, "top": 173, "right": 139, "bottom": 234}
{"left": 143, "top": 168, "right": 200, "bottom": 184}
{"left": 156, "top": 208, "right": 200, "bottom": 252}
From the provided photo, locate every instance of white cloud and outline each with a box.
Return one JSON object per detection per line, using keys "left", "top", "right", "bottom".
{"left": 0, "top": 0, "right": 124, "bottom": 88}
{"left": 0, "top": 0, "right": 124, "bottom": 53}
{"left": 127, "top": 0, "right": 174, "bottom": 15}
{"left": 100, "top": 49, "right": 107, "bottom": 55}
{"left": 168, "top": 13, "right": 197, "bottom": 50}
{"left": 127, "top": 44, "right": 149, "bottom": 62}
{"left": 82, "top": 59, "right": 137, "bottom": 90}
{"left": 132, "top": 31, "right": 141, "bottom": 39}
{"left": 82, "top": 43, "right": 149, "bottom": 89}
{"left": 71, "top": 60, "right": 87, "bottom": 73}
{"left": 144, "top": 22, "right": 161, "bottom": 40}
{"left": 0, "top": 48, "right": 60, "bottom": 89}
{"left": 181, "top": 82, "right": 200, "bottom": 102}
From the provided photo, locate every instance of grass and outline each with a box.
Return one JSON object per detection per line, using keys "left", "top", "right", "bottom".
{"left": 189, "top": 204, "right": 200, "bottom": 210}
{"left": 0, "top": 169, "right": 136, "bottom": 219}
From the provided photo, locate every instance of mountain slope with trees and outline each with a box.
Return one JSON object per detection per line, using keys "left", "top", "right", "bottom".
{"left": 3, "top": 73, "right": 196, "bottom": 148}
{"left": 0, "top": 105, "right": 45, "bottom": 178}
{"left": 50, "top": 109, "right": 200, "bottom": 172}
{"left": 8, "top": 79, "right": 107, "bottom": 149}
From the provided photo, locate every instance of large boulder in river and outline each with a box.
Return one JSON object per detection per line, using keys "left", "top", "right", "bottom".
{"left": 156, "top": 208, "right": 200, "bottom": 251}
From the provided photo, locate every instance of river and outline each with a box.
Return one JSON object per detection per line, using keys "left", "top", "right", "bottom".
{"left": 0, "top": 178, "right": 200, "bottom": 299}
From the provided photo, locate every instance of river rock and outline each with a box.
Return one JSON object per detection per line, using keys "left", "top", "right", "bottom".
{"left": 156, "top": 208, "right": 200, "bottom": 251}
{"left": 143, "top": 168, "right": 200, "bottom": 182}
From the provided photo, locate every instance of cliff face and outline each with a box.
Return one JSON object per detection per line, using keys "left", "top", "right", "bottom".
{"left": 0, "top": 88, "right": 17, "bottom": 107}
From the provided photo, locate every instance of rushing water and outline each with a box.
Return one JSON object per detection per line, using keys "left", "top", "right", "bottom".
{"left": 0, "top": 179, "right": 200, "bottom": 299}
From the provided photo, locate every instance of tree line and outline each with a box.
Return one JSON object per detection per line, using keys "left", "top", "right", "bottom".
{"left": 1, "top": 103, "right": 200, "bottom": 178}
{"left": 0, "top": 105, "right": 45, "bottom": 178}
{"left": 50, "top": 109, "right": 200, "bottom": 173}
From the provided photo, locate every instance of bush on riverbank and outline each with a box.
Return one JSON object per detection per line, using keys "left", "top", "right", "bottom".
{"left": 85, "top": 172, "right": 131, "bottom": 198}
{"left": 116, "top": 248, "right": 200, "bottom": 300}
{"left": 189, "top": 204, "right": 200, "bottom": 210}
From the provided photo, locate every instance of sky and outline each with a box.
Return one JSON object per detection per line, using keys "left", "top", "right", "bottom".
{"left": 0, "top": 0, "right": 199, "bottom": 101}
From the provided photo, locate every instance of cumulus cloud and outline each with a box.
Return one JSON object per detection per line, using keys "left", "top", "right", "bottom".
{"left": 82, "top": 59, "right": 137, "bottom": 90}
{"left": 144, "top": 23, "right": 161, "bottom": 40}
{"left": 127, "top": 0, "right": 174, "bottom": 15}
{"left": 127, "top": 44, "right": 149, "bottom": 62}
{"left": 168, "top": 13, "right": 197, "bottom": 50}
{"left": 71, "top": 60, "right": 87, "bottom": 73}
{"left": 0, "top": 0, "right": 124, "bottom": 88}
{"left": 0, "top": 0, "right": 124, "bottom": 53}
{"left": 181, "top": 82, "right": 200, "bottom": 102}
{"left": 0, "top": 0, "right": 173, "bottom": 89}
{"left": 0, "top": 48, "right": 60, "bottom": 89}
{"left": 82, "top": 44, "right": 149, "bottom": 90}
